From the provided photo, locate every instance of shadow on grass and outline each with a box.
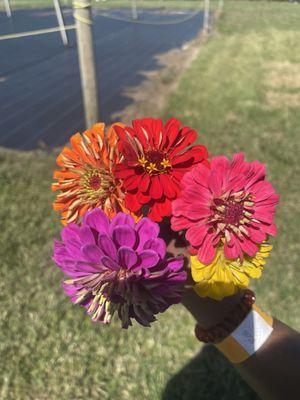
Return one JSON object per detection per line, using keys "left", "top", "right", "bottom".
{"left": 162, "top": 345, "right": 259, "bottom": 400}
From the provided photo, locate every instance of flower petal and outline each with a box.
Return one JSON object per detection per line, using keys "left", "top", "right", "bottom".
{"left": 165, "top": 257, "right": 185, "bottom": 273}
{"left": 159, "top": 173, "right": 178, "bottom": 199}
{"left": 78, "top": 226, "right": 95, "bottom": 245}
{"left": 125, "top": 193, "right": 142, "bottom": 212}
{"left": 169, "top": 126, "right": 197, "bottom": 156}
{"left": 98, "top": 234, "right": 117, "bottom": 259}
{"left": 109, "top": 212, "right": 135, "bottom": 232}
{"left": 143, "top": 238, "right": 166, "bottom": 258}
{"left": 101, "top": 255, "right": 120, "bottom": 271}
{"left": 118, "top": 246, "right": 138, "bottom": 268}
{"left": 224, "top": 238, "right": 242, "bottom": 260}
{"left": 186, "top": 225, "right": 207, "bottom": 247}
{"left": 197, "top": 234, "right": 216, "bottom": 265}
{"left": 84, "top": 209, "right": 109, "bottom": 234}
{"left": 150, "top": 176, "right": 163, "bottom": 200}
{"left": 112, "top": 226, "right": 137, "bottom": 248}
{"left": 136, "top": 218, "right": 160, "bottom": 250}
{"left": 148, "top": 198, "right": 171, "bottom": 221}
{"left": 140, "top": 173, "right": 150, "bottom": 192}
{"left": 81, "top": 244, "right": 103, "bottom": 263}
{"left": 138, "top": 250, "right": 159, "bottom": 268}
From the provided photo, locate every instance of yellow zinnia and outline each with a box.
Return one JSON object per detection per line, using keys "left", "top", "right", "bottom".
{"left": 191, "top": 243, "right": 272, "bottom": 300}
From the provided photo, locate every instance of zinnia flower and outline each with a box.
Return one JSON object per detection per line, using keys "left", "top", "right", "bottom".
{"left": 172, "top": 153, "right": 279, "bottom": 264}
{"left": 113, "top": 117, "right": 209, "bottom": 222}
{"left": 191, "top": 242, "right": 272, "bottom": 300}
{"left": 53, "top": 209, "right": 186, "bottom": 328}
{"left": 52, "top": 122, "right": 128, "bottom": 225}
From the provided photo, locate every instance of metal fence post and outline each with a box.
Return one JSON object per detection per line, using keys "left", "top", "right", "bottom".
{"left": 219, "top": 0, "right": 224, "bottom": 12}
{"left": 3, "top": 0, "right": 12, "bottom": 18}
{"left": 73, "top": 0, "right": 99, "bottom": 128}
{"left": 131, "top": 0, "right": 138, "bottom": 20}
{"left": 53, "top": 0, "right": 69, "bottom": 46}
{"left": 203, "top": 0, "right": 210, "bottom": 35}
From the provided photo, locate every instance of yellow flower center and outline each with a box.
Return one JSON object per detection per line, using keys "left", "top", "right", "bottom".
{"left": 138, "top": 150, "right": 171, "bottom": 175}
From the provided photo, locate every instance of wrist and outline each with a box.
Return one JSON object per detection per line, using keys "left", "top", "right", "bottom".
{"left": 195, "top": 290, "right": 256, "bottom": 344}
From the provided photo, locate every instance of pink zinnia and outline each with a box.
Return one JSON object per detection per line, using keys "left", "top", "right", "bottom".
{"left": 171, "top": 153, "right": 279, "bottom": 264}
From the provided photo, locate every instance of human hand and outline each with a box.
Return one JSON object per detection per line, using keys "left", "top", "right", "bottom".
{"left": 160, "top": 220, "right": 244, "bottom": 329}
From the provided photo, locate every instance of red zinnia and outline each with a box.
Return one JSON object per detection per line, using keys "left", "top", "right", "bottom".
{"left": 113, "top": 118, "right": 209, "bottom": 221}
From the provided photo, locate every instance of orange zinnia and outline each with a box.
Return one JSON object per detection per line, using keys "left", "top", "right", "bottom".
{"left": 52, "top": 122, "right": 127, "bottom": 225}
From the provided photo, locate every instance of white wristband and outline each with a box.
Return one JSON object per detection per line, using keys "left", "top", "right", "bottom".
{"left": 216, "top": 304, "right": 274, "bottom": 364}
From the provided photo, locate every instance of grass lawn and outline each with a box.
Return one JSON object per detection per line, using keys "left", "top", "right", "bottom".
{"left": 162, "top": 0, "right": 300, "bottom": 328}
{"left": 1, "top": 1, "right": 300, "bottom": 399}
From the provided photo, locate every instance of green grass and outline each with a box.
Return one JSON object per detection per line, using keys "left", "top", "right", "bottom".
{"left": 162, "top": 0, "right": 300, "bottom": 325}
{"left": 1, "top": 1, "right": 300, "bottom": 399}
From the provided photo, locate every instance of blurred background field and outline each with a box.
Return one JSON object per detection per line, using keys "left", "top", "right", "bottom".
{"left": 1, "top": 0, "right": 206, "bottom": 10}
{"left": 0, "top": 1, "right": 209, "bottom": 150}
{"left": 0, "top": 1, "right": 300, "bottom": 399}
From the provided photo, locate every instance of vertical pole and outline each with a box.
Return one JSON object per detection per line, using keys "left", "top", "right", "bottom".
{"left": 203, "top": 0, "right": 210, "bottom": 35}
{"left": 218, "top": 0, "right": 224, "bottom": 12}
{"left": 53, "top": 0, "right": 69, "bottom": 46}
{"left": 131, "top": 0, "right": 138, "bottom": 20}
{"left": 73, "top": 0, "right": 99, "bottom": 128}
{"left": 3, "top": 0, "right": 12, "bottom": 18}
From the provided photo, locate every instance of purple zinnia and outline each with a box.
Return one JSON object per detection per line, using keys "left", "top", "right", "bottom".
{"left": 53, "top": 209, "right": 186, "bottom": 328}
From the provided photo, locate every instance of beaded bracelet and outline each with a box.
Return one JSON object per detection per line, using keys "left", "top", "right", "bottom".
{"left": 195, "top": 290, "right": 274, "bottom": 364}
{"left": 195, "top": 289, "right": 256, "bottom": 344}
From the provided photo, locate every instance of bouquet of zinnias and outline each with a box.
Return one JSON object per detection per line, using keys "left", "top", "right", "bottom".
{"left": 52, "top": 118, "right": 279, "bottom": 328}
